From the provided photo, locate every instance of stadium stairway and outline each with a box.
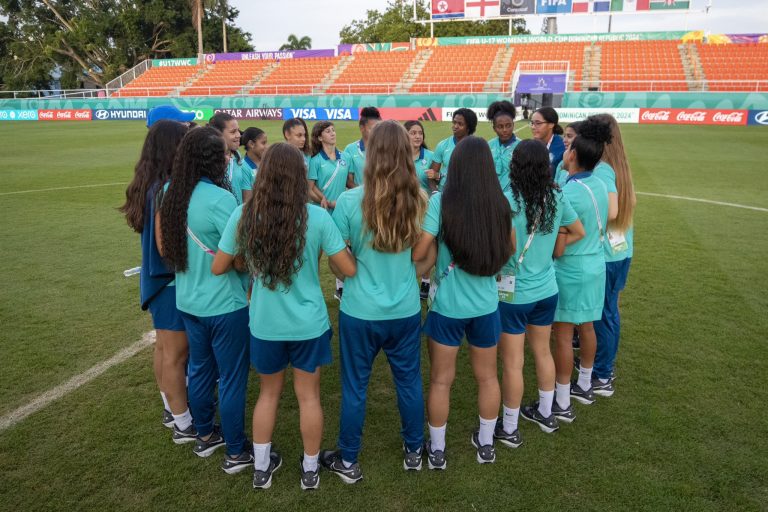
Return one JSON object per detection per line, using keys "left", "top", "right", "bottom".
{"left": 314, "top": 55, "right": 355, "bottom": 94}
{"left": 237, "top": 61, "right": 280, "bottom": 95}
{"left": 582, "top": 44, "right": 602, "bottom": 91}
{"left": 394, "top": 49, "right": 432, "bottom": 93}
{"left": 171, "top": 67, "right": 208, "bottom": 96}
{"left": 678, "top": 44, "right": 707, "bottom": 91}
{"left": 484, "top": 46, "right": 515, "bottom": 93}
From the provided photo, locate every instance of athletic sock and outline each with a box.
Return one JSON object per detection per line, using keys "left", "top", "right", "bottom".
{"left": 478, "top": 416, "right": 497, "bottom": 446}
{"left": 578, "top": 365, "right": 593, "bottom": 391}
{"left": 172, "top": 409, "right": 193, "bottom": 431}
{"left": 253, "top": 442, "right": 271, "bottom": 472}
{"left": 556, "top": 382, "right": 571, "bottom": 410}
{"left": 598, "top": 378, "right": 610, "bottom": 384}
{"left": 538, "top": 389, "right": 554, "bottom": 417}
{"left": 303, "top": 452, "right": 319, "bottom": 472}
{"left": 160, "top": 392, "right": 170, "bottom": 411}
{"left": 335, "top": 278, "right": 344, "bottom": 290}
{"left": 341, "top": 459, "right": 355, "bottom": 469}
{"left": 502, "top": 406, "right": 519, "bottom": 434}
{"left": 429, "top": 423, "right": 446, "bottom": 452}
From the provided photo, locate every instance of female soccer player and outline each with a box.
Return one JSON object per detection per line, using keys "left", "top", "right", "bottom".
{"left": 343, "top": 106, "right": 382, "bottom": 188}
{"left": 487, "top": 101, "right": 520, "bottom": 193}
{"left": 495, "top": 140, "right": 584, "bottom": 447}
{"left": 405, "top": 119, "right": 435, "bottom": 299}
{"left": 283, "top": 117, "right": 312, "bottom": 169}
{"left": 319, "top": 121, "right": 432, "bottom": 483}
{"left": 241, "top": 127, "right": 268, "bottom": 177}
{"left": 530, "top": 107, "right": 565, "bottom": 174}
{"left": 208, "top": 112, "right": 253, "bottom": 204}
{"left": 555, "top": 121, "right": 582, "bottom": 187}
{"left": 552, "top": 117, "right": 617, "bottom": 422}
{"left": 591, "top": 114, "right": 636, "bottom": 397}
{"left": 157, "top": 126, "right": 252, "bottom": 474}
{"left": 427, "top": 108, "right": 477, "bottom": 193}
{"left": 213, "top": 142, "right": 356, "bottom": 490}
{"left": 414, "top": 136, "right": 513, "bottom": 468}
{"left": 120, "top": 120, "right": 190, "bottom": 434}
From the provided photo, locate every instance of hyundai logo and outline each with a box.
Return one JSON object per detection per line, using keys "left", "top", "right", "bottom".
{"left": 754, "top": 111, "right": 768, "bottom": 125}
{"left": 95, "top": 110, "right": 110, "bottom": 120}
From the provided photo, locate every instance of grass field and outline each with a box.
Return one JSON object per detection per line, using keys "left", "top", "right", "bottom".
{"left": 0, "top": 120, "right": 767, "bottom": 511}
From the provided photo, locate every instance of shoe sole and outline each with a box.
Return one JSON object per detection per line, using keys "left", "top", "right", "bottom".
{"left": 300, "top": 475, "right": 320, "bottom": 491}
{"left": 495, "top": 436, "right": 522, "bottom": 449}
{"left": 222, "top": 460, "right": 254, "bottom": 475}
{"left": 163, "top": 422, "right": 175, "bottom": 429}
{"left": 593, "top": 388, "right": 614, "bottom": 397}
{"left": 403, "top": 460, "right": 422, "bottom": 471}
{"left": 172, "top": 436, "right": 197, "bottom": 445}
{"left": 470, "top": 434, "right": 495, "bottom": 464}
{"left": 427, "top": 459, "right": 446, "bottom": 470}
{"left": 194, "top": 442, "right": 226, "bottom": 458}
{"left": 570, "top": 394, "right": 595, "bottom": 405}
{"left": 553, "top": 413, "right": 576, "bottom": 424}
{"left": 520, "top": 412, "right": 559, "bottom": 434}
{"left": 253, "top": 458, "right": 282, "bottom": 490}
{"left": 328, "top": 469, "right": 362, "bottom": 484}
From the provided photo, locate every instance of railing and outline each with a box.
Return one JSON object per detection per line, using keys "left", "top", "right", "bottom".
{"left": 0, "top": 89, "right": 109, "bottom": 99}
{"left": 105, "top": 60, "right": 151, "bottom": 95}
{"left": 565, "top": 79, "right": 768, "bottom": 92}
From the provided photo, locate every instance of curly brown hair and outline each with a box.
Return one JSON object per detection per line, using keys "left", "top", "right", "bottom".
{"left": 362, "top": 121, "right": 427, "bottom": 253}
{"left": 159, "top": 127, "right": 229, "bottom": 272}
{"left": 236, "top": 143, "right": 309, "bottom": 290}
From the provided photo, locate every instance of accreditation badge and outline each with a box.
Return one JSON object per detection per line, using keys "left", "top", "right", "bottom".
{"left": 607, "top": 229, "right": 628, "bottom": 254}
{"left": 497, "top": 274, "right": 516, "bottom": 303}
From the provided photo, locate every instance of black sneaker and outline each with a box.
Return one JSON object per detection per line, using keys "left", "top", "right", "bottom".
{"left": 592, "top": 377, "right": 615, "bottom": 398}
{"left": 520, "top": 402, "right": 560, "bottom": 434}
{"left": 470, "top": 431, "right": 495, "bottom": 464}
{"left": 419, "top": 280, "right": 430, "bottom": 300}
{"left": 172, "top": 423, "right": 197, "bottom": 444}
{"left": 552, "top": 399, "right": 576, "bottom": 423}
{"left": 253, "top": 450, "right": 282, "bottom": 490}
{"left": 423, "top": 441, "right": 446, "bottom": 470}
{"left": 193, "top": 426, "right": 226, "bottom": 457}
{"left": 493, "top": 418, "right": 522, "bottom": 448}
{"left": 574, "top": 355, "right": 581, "bottom": 371}
{"left": 222, "top": 447, "right": 254, "bottom": 475}
{"left": 572, "top": 329, "right": 580, "bottom": 349}
{"left": 300, "top": 456, "right": 320, "bottom": 491}
{"left": 319, "top": 450, "right": 362, "bottom": 484}
{"left": 403, "top": 444, "right": 422, "bottom": 471}
{"left": 333, "top": 288, "right": 343, "bottom": 302}
{"left": 570, "top": 381, "right": 596, "bottom": 405}
{"left": 162, "top": 409, "right": 174, "bottom": 428}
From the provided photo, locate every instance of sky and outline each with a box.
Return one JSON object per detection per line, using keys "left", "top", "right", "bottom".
{"left": 230, "top": 0, "right": 768, "bottom": 51}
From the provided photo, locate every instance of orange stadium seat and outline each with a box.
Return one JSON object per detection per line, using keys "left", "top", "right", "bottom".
{"left": 695, "top": 42, "right": 768, "bottom": 92}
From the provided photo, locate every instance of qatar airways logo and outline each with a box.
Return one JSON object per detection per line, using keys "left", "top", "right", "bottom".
{"left": 641, "top": 110, "right": 670, "bottom": 122}
{"left": 676, "top": 111, "right": 707, "bottom": 123}
{"left": 712, "top": 111, "right": 744, "bottom": 123}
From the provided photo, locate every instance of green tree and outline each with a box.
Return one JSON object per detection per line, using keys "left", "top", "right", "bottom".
{"left": 279, "top": 34, "right": 313, "bottom": 51}
{"left": 340, "top": 0, "right": 528, "bottom": 43}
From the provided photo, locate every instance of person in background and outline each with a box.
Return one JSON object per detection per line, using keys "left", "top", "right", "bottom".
{"left": 529, "top": 107, "right": 565, "bottom": 175}
{"left": 283, "top": 117, "right": 312, "bottom": 169}
{"left": 404, "top": 119, "right": 434, "bottom": 300}
{"left": 344, "top": 107, "right": 382, "bottom": 188}
{"left": 208, "top": 112, "right": 252, "bottom": 205}
{"left": 428, "top": 108, "right": 478, "bottom": 193}
{"left": 241, "top": 127, "right": 268, "bottom": 181}
{"left": 487, "top": 101, "right": 520, "bottom": 193}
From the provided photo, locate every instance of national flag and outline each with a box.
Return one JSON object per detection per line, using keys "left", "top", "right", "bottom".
{"left": 465, "top": 0, "right": 501, "bottom": 18}
{"left": 610, "top": 0, "right": 650, "bottom": 11}
{"left": 432, "top": 0, "right": 465, "bottom": 19}
{"left": 572, "top": 0, "right": 611, "bottom": 12}
{"left": 649, "top": 0, "right": 690, "bottom": 10}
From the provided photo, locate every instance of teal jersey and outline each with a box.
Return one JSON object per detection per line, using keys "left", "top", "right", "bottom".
{"left": 227, "top": 152, "right": 254, "bottom": 205}
{"left": 626, "top": 226, "right": 634, "bottom": 258}
{"left": 308, "top": 148, "right": 349, "bottom": 202}
{"left": 592, "top": 161, "right": 631, "bottom": 263}
{"left": 561, "top": 173, "right": 610, "bottom": 257}
{"left": 423, "top": 192, "right": 498, "bottom": 318}
{"left": 503, "top": 190, "right": 578, "bottom": 304}
{"left": 414, "top": 147, "right": 434, "bottom": 192}
{"left": 432, "top": 136, "right": 459, "bottom": 190}
{"left": 489, "top": 136, "right": 519, "bottom": 193}
{"left": 332, "top": 187, "right": 421, "bottom": 321}
{"left": 174, "top": 179, "right": 248, "bottom": 317}
{"left": 218, "top": 203, "right": 347, "bottom": 341}
{"left": 554, "top": 161, "right": 568, "bottom": 188}
{"left": 344, "top": 139, "right": 366, "bottom": 186}
{"left": 303, "top": 153, "right": 311, "bottom": 171}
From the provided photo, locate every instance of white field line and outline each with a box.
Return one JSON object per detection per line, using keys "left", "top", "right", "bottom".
{"left": 0, "top": 331, "right": 156, "bottom": 433}
{"left": 0, "top": 182, "right": 128, "bottom": 197}
{"left": 636, "top": 191, "right": 768, "bottom": 213}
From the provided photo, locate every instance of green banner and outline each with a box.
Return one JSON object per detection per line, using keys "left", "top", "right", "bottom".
{"left": 151, "top": 58, "right": 198, "bottom": 67}
{"left": 417, "top": 31, "right": 688, "bottom": 47}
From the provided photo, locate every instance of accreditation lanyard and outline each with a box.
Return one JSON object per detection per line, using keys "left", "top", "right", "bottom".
{"left": 428, "top": 261, "right": 455, "bottom": 309}
{"left": 186, "top": 227, "right": 215, "bottom": 256}
{"left": 572, "top": 179, "right": 604, "bottom": 243}
{"left": 321, "top": 150, "right": 344, "bottom": 192}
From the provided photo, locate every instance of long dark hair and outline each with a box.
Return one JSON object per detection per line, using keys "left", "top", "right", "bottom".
{"left": 208, "top": 111, "right": 241, "bottom": 162}
{"left": 120, "top": 120, "right": 188, "bottom": 232}
{"left": 404, "top": 120, "right": 428, "bottom": 150}
{"left": 570, "top": 116, "right": 613, "bottom": 171}
{"left": 159, "top": 127, "right": 229, "bottom": 272}
{"left": 535, "top": 107, "right": 564, "bottom": 135}
{"left": 510, "top": 140, "right": 558, "bottom": 235}
{"left": 441, "top": 136, "right": 512, "bottom": 276}
{"left": 237, "top": 143, "right": 309, "bottom": 290}
{"left": 310, "top": 121, "right": 334, "bottom": 157}
{"left": 282, "top": 118, "right": 310, "bottom": 155}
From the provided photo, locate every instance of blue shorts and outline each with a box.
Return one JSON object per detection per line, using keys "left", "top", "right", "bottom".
{"left": 499, "top": 293, "right": 559, "bottom": 335}
{"left": 423, "top": 309, "right": 500, "bottom": 348}
{"left": 250, "top": 329, "right": 332, "bottom": 375}
{"left": 148, "top": 285, "right": 184, "bottom": 331}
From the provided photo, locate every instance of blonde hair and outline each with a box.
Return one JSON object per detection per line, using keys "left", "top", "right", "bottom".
{"left": 597, "top": 114, "right": 636, "bottom": 232}
{"left": 362, "top": 121, "right": 427, "bottom": 253}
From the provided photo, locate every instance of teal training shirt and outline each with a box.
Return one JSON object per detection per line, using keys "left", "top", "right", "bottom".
{"left": 414, "top": 147, "right": 434, "bottom": 193}
{"left": 431, "top": 136, "right": 458, "bottom": 190}
{"left": 308, "top": 148, "right": 349, "bottom": 203}
{"left": 344, "top": 139, "right": 366, "bottom": 186}
{"left": 489, "top": 136, "right": 519, "bottom": 193}
{"left": 561, "top": 173, "right": 610, "bottom": 257}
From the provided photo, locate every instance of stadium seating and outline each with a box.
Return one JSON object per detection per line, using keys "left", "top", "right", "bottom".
{"left": 500, "top": 42, "right": 587, "bottom": 92}
{"left": 695, "top": 42, "right": 768, "bottom": 92}
{"left": 600, "top": 40, "right": 688, "bottom": 92}
{"left": 181, "top": 60, "right": 270, "bottom": 96}
{"left": 113, "top": 66, "right": 199, "bottom": 97}
{"left": 326, "top": 51, "right": 417, "bottom": 95}
{"left": 410, "top": 45, "right": 499, "bottom": 93}
{"left": 250, "top": 56, "right": 341, "bottom": 95}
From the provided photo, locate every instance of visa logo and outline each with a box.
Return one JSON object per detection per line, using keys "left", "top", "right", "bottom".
{"left": 324, "top": 108, "right": 353, "bottom": 120}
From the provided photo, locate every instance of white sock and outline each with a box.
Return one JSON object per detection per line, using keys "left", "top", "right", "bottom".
{"left": 598, "top": 377, "right": 610, "bottom": 384}
{"left": 429, "top": 423, "right": 446, "bottom": 452}
{"left": 172, "top": 409, "right": 193, "bottom": 431}
{"left": 341, "top": 459, "right": 354, "bottom": 468}
{"left": 303, "top": 452, "right": 319, "bottom": 472}
{"left": 160, "top": 392, "right": 170, "bottom": 411}
{"left": 502, "top": 406, "right": 519, "bottom": 434}
{"left": 478, "top": 416, "right": 497, "bottom": 446}
{"left": 578, "top": 365, "right": 593, "bottom": 391}
{"left": 538, "top": 389, "right": 554, "bottom": 417}
{"left": 335, "top": 278, "right": 344, "bottom": 290}
{"left": 556, "top": 382, "right": 571, "bottom": 410}
{"left": 421, "top": 277, "right": 430, "bottom": 284}
{"left": 253, "top": 442, "right": 271, "bottom": 472}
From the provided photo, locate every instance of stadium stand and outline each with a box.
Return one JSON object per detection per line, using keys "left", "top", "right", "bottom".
{"left": 600, "top": 40, "right": 688, "bottom": 91}
{"left": 696, "top": 42, "right": 768, "bottom": 91}
{"left": 113, "top": 65, "right": 201, "bottom": 97}
{"left": 251, "top": 56, "right": 341, "bottom": 95}
{"left": 325, "top": 51, "right": 417, "bottom": 94}
{"left": 410, "top": 44, "right": 499, "bottom": 93}
{"left": 181, "top": 60, "right": 270, "bottom": 96}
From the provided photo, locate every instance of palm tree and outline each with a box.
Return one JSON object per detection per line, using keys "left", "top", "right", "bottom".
{"left": 217, "top": 0, "right": 228, "bottom": 53}
{"left": 280, "top": 34, "right": 312, "bottom": 51}
{"left": 190, "top": 0, "right": 203, "bottom": 56}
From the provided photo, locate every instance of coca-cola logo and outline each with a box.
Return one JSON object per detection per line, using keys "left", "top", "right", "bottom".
{"left": 641, "top": 110, "right": 670, "bottom": 121}
{"left": 712, "top": 111, "right": 744, "bottom": 123}
{"left": 74, "top": 110, "right": 91, "bottom": 120}
{"left": 676, "top": 111, "right": 707, "bottom": 122}
{"left": 56, "top": 111, "right": 72, "bottom": 120}
{"left": 39, "top": 110, "right": 54, "bottom": 119}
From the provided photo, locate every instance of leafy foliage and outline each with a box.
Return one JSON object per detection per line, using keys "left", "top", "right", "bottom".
{"left": 279, "top": 34, "right": 312, "bottom": 51}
